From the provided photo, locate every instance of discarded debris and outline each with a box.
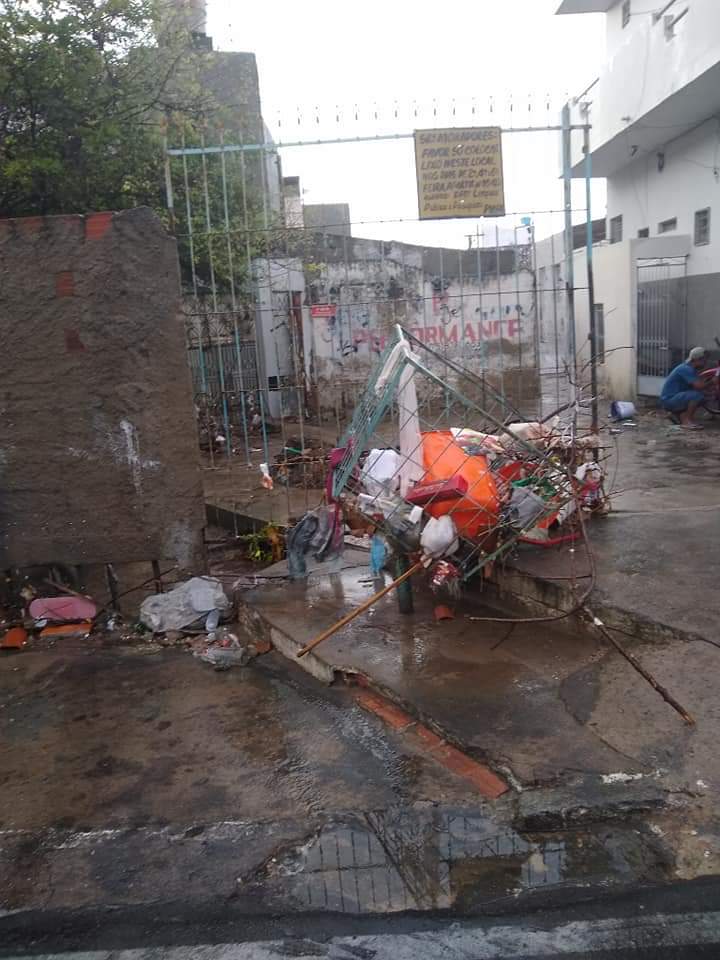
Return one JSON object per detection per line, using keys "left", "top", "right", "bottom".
{"left": 433, "top": 605, "right": 455, "bottom": 622}
{"left": 286, "top": 504, "right": 343, "bottom": 579}
{"left": 139, "top": 577, "right": 230, "bottom": 633}
{"left": 29, "top": 595, "right": 97, "bottom": 622}
{"left": 260, "top": 462, "right": 274, "bottom": 490}
{"left": 39, "top": 621, "right": 92, "bottom": 640}
{"left": 1, "top": 627, "right": 27, "bottom": 650}
{"left": 194, "top": 627, "right": 256, "bottom": 670}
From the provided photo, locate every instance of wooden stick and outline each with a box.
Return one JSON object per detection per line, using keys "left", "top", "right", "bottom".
{"left": 297, "top": 560, "right": 423, "bottom": 659}
{"left": 586, "top": 608, "right": 695, "bottom": 726}
{"left": 44, "top": 578, "right": 92, "bottom": 601}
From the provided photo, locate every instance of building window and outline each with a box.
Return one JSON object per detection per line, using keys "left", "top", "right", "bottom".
{"left": 638, "top": 227, "right": 649, "bottom": 238}
{"left": 553, "top": 263, "right": 562, "bottom": 289}
{"left": 594, "top": 304, "right": 605, "bottom": 363}
{"left": 622, "top": 0, "right": 631, "bottom": 28}
{"left": 658, "top": 217, "right": 677, "bottom": 233}
{"left": 694, "top": 208, "right": 711, "bottom": 245}
{"left": 538, "top": 266, "right": 546, "bottom": 290}
{"left": 609, "top": 215, "right": 623, "bottom": 244}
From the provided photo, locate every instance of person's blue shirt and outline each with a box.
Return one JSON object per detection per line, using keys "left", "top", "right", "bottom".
{"left": 661, "top": 362, "right": 698, "bottom": 402}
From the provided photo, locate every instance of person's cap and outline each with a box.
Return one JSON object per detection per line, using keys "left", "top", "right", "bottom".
{"left": 688, "top": 346, "right": 707, "bottom": 361}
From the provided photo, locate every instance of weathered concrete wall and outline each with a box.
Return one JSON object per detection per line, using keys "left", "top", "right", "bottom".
{"left": 304, "top": 237, "right": 538, "bottom": 416}
{"left": 0, "top": 208, "right": 205, "bottom": 570}
{"left": 303, "top": 204, "right": 352, "bottom": 237}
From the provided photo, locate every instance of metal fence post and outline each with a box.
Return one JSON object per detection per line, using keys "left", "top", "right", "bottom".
{"left": 584, "top": 122, "right": 599, "bottom": 438}
{"left": 561, "top": 103, "right": 577, "bottom": 387}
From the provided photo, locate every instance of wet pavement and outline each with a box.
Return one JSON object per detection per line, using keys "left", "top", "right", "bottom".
{"left": 0, "top": 640, "right": 490, "bottom": 914}
{"left": 0, "top": 632, "right": 691, "bottom": 929}
{"left": 247, "top": 805, "right": 670, "bottom": 916}
{"left": 3, "top": 411, "right": 720, "bottom": 953}
{"left": 510, "top": 410, "right": 720, "bottom": 641}
{"left": 245, "top": 569, "right": 635, "bottom": 785}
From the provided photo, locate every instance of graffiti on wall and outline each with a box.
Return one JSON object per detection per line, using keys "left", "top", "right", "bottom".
{"left": 313, "top": 297, "right": 531, "bottom": 369}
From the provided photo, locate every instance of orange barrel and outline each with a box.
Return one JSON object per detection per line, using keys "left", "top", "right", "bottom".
{"left": 420, "top": 431, "right": 500, "bottom": 540}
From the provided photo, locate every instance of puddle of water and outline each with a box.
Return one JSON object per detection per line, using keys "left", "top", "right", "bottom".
{"left": 250, "top": 805, "right": 667, "bottom": 914}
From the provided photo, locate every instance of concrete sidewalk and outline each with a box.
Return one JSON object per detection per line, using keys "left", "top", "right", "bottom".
{"left": 507, "top": 410, "right": 720, "bottom": 642}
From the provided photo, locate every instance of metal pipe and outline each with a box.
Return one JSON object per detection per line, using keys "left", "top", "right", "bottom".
{"left": 475, "top": 226, "right": 486, "bottom": 382}
{"left": 584, "top": 124, "right": 599, "bottom": 439}
{"left": 562, "top": 103, "right": 578, "bottom": 418}
{"left": 530, "top": 223, "right": 541, "bottom": 393}
{"left": 180, "top": 133, "right": 213, "bottom": 466}
{"left": 167, "top": 124, "right": 591, "bottom": 156}
{"left": 163, "top": 131, "right": 176, "bottom": 234}
{"left": 200, "top": 132, "right": 232, "bottom": 461}
{"left": 220, "top": 130, "right": 252, "bottom": 467}
{"left": 513, "top": 226, "right": 522, "bottom": 389}
{"left": 259, "top": 143, "right": 293, "bottom": 520}
{"left": 458, "top": 248, "right": 465, "bottom": 358}
{"left": 238, "top": 132, "right": 270, "bottom": 467}
{"left": 495, "top": 224, "right": 504, "bottom": 396}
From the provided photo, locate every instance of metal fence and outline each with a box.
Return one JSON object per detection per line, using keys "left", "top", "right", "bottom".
{"left": 165, "top": 104, "right": 595, "bottom": 520}
{"left": 637, "top": 257, "right": 688, "bottom": 396}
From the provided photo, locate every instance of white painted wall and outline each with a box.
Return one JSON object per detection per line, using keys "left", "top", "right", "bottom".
{"left": 254, "top": 257, "right": 311, "bottom": 419}
{"left": 535, "top": 228, "right": 636, "bottom": 399}
{"left": 536, "top": 227, "right": 701, "bottom": 400}
{"left": 606, "top": 117, "right": 720, "bottom": 275}
{"left": 588, "top": 240, "right": 636, "bottom": 400}
{"left": 605, "top": 0, "right": 641, "bottom": 56}
{"left": 310, "top": 258, "right": 538, "bottom": 416}
{"left": 585, "top": 0, "right": 720, "bottom": 156}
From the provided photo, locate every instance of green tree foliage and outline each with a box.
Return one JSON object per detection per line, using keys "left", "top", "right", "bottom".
{"left": 0, "top": 1, "right": 295, "bottom": 308}
{"left": 0, "top": 0, "right": 206, "bottom": 216}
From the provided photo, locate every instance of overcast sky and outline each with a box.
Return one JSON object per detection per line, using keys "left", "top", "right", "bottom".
{"left": 206, "top": 0, "right": 609, "bottom": 248}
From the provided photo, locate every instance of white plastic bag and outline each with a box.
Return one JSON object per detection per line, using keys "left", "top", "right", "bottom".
{"left": 420, "top": 515, "right": 459, "bottom": 563}
{"left": 139, "top": 577, "right": 230, "bottom": 633}
{"left": 360, "top": 448, "right": 401, "bottom": 499}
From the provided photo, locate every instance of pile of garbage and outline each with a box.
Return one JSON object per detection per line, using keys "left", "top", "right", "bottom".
{"left": 0, "top": 573, "right": 269, "bottom": 672}
{"left": 138, "top": 576, "right": 269, "bottom": 670}
{"left": 318, "top": 326, "right": 608, "bottom": 589}
{"left": 0, "top": 578, "right": 101, "bottom": 651}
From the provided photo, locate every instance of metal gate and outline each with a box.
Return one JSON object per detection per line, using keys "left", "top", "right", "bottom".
{"left": 637, "top": 257, "right": 688, "bottom": 396}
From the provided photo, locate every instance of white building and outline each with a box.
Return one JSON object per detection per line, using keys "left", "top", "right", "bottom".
{"left": 553, "top": 0, "right": 720, "bottom": 399}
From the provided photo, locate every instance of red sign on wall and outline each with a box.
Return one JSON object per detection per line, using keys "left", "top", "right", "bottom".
{"left": 311, "top": 304, "right": 337, "bottom": 318}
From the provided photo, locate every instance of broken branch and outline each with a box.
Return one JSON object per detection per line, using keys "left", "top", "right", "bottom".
{"left": 585, "top": 607, "right": 695, "bottom": 726}
{"left": 297, "top": 560, "right": 423, "bottom": 659}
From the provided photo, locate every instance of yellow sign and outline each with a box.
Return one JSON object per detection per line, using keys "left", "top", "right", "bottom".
{"left": 414, "top": 127, "right": 505, "bottom": 220}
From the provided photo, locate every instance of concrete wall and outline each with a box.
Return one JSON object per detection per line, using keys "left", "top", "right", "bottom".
{"left": 254, "top": 258, "right": 312, "bottom": 420}
{"left": 687, "top": 274, "right": 720, "bottom": 353}
{"left": 534, "top": 225, "right": 716, "bottom": 399}
{"left": 305, "top": 237, "right": 538, "bottom": 417}
{"left": 200, "top": 52, "right": 283, "bottom": 216}
{"left": 606, "top": 119, "right": 719, "bottom": 272}
{"left": 588, "top": 240, "right": 635, "bottom": 400}
{"left": 0, "top": 208, "right": 205, "bottom": 570}
{"left": 283, "top": 177, "right": 304, "bottom": 229}
{"left": 303, "top": 204, "right": 352, "bottom": 237}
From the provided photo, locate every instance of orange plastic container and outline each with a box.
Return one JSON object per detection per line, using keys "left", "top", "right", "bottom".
{"left": 420, "top": 431, "right": 500, "bottom": 539}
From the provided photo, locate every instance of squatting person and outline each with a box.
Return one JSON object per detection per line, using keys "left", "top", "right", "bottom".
{"left": 660, "top": 346, "right": 708, "bottom": 430}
